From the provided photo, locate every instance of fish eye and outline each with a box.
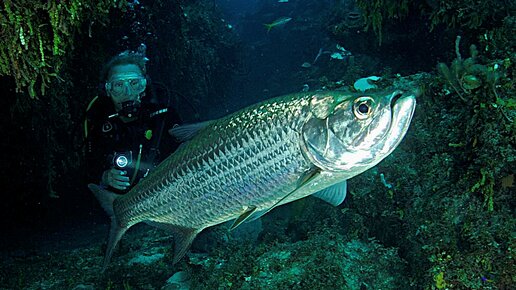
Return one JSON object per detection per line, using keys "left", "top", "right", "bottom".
{"left": 353, "top": 96, "right": 374, "bottom": 120}
{"left": 358, "top": 103, "right": 369, "bottom": 114}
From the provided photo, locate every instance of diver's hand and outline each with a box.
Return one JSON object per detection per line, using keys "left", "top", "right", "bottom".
{"left": 101, "top": 168, "right": 130, "bottom": 190}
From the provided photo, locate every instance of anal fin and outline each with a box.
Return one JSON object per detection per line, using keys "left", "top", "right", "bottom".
{"left": 145, "top": 221, "right": 200, "bottom": 264}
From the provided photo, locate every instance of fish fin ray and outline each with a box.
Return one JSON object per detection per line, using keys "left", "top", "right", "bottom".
{"left": 88, "top": 183, "right": 128, "bottom": 272}
{"left": 88, "top": 183, "right": 120, "bottom": 217}
{"left": 246, "top": 168, "right": 322, "bottom": 222}
{"left": 230, "top": 205, "right": 257, "bottom": 231}
{"left": 173, "top": 227, "right": 199, "bottom": 264}
{"left": 299, "top": 167, "right": 321, "bottom": 186}
{"left": 265, "top": 167, "right": 320, "bottom": 209}
{"left": 103, "top": 218, "right": 128, "bottom": 272}
{"left": 168, "top": 120, "right": 214, "bottom": 142}
{"left": 146, "top": 221, "right": 199, "bottom": 264}
{"left": 245, "top": 209, "right": 268, "bottom": 223}
{"left": 312, "top": 180, "right": 347, "bottom": 206}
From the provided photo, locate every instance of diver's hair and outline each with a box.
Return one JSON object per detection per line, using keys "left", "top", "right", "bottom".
{"left": 101, "top": 50, "right": 148, "bottom": 81}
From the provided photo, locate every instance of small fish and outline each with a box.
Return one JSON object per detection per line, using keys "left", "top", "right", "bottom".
{"left": 90, "top": 89, "right": 417, "bottom": 271}
{"left": 313, "top": 48, "right": 324, "bottom": 64}
{"left": 264, "top": 17, "right": 292, "bottom": 32}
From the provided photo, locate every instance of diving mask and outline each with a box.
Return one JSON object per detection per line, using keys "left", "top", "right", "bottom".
{"left": 105, "top": 76, "right": 147, "bottom": 97}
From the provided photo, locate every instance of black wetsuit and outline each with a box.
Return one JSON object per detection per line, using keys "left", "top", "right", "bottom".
{"left": 85, "top": 96, "right": 182, "bottom": 193}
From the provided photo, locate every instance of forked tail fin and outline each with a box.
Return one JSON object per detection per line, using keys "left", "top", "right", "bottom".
{"left": 88, "top": 184, "right": 128, "bottom": 272}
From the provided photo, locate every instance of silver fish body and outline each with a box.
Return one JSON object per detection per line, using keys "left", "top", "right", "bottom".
{"left": 90, "top": 89, "right": 416, "bottom": 270}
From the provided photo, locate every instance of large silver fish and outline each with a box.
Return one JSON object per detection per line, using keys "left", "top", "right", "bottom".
{"left": 89, "top": 89, "right": 416, "bottom": 270}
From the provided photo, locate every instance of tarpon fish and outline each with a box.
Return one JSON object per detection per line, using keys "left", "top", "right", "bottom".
{"left": 264, "top": 17, "right": 292, "bottom": 32}
{"left": 89, "top": 89, "right": 416, "bottom": 270}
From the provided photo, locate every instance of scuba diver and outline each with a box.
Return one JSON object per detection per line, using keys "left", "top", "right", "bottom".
{"left": 85, "top": 46, "right": 182, "bottom": 193}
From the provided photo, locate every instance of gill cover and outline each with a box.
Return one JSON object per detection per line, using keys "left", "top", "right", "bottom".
{"left": 302, "top": 90, "right": 416, "bottom": 173}
{"left": 300, "top": 94, "right": 337, "bottom": 166}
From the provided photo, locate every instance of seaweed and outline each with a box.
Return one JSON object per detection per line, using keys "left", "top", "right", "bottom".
{"left": 0, "top": 0, "right": 128, "bottom": 98}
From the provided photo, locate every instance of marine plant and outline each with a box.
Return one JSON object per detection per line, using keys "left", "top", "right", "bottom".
{"left": 188, "top": 221, "right": 408, "bottom": 289}
{"left": 436, "top": 36, "right": 501, "bottom": 102}
{"left": 403, "top": 28, "right": 515, "bottom": 287}
{"left": 0, "top": 0, "right": 128, "bottom": 98}
{"left": 428, "top": 0, "right": 512, "bottom": 31}
{"left": 355, "top": 0, "right": 410, "bottom": 44}
{"left": 355, "top": 0, "right": 514, "bottom": 44}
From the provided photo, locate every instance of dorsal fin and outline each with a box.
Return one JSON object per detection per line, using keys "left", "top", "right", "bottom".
{"left": 168, "top": 120, "right": 214, "bottom": 142}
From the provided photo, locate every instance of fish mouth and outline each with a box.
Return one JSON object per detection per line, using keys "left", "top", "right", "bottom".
{"left": 391, "top": 90, "right": 417, "bottom": 123}
{"left": 382, "top": 90, "right": 417, "bottom": 154}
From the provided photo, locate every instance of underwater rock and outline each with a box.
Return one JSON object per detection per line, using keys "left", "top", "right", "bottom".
{"left": 128, "top": 253, "right": 165, "bottom": 265}
{"left": 217, "top": 235, "right": 408, "bottom": 289}
{"left": 162, "top": 271, "right": 191, "bottom": 290}
{"left": 72, "top": 284, "right": 95, "bottom": 290}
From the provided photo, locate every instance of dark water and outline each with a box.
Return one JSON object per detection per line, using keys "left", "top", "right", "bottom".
{"left": 0, "top": 0, "right": 514, "bottom": 289}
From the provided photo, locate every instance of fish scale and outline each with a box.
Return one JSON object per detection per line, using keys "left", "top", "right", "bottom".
{"left": 118, "top": 101, "right": 307, "bottom": 223}
{"left": 90, "top": 89, "right": 416, "bottom": 270}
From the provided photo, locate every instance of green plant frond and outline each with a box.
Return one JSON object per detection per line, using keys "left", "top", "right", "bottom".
{"left": 0, "top": 0, "right": 126, "bottom": 99}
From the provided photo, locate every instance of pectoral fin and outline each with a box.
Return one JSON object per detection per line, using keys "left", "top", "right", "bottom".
{"left": 242, "top": 168, "right": 322, "bottom": 224}
{"left": 245, "top": 209, "right": 269, "bottom": 223}
{"left": 298, "top": 167, "right": 321, "bottom": 186}
{"left": 312, "top": 180, "right": 347, "bottom": 206}
{"left": 229, "top": 205, "right": 257, "bottom": 231}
